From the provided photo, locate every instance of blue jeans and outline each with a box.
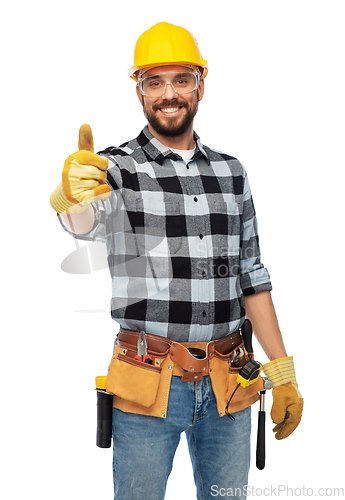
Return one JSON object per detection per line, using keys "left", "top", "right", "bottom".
{"left": 112, "top": 375, "right": 251, "bottom": 500}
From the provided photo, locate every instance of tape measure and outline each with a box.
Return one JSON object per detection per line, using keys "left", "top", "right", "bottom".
{"left": 225, "top": 360, "right": 262, "bottom": 420}
{"left": 237, "top": 359, "right": 262, "bottom": 388}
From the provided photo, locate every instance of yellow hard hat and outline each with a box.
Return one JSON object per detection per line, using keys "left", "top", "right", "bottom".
{"left": 129, "top": 22, "right": 208, "bottom": 81}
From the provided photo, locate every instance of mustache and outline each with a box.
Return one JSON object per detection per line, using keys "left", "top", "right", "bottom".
{"left": 152, "top": 99, "right": 188, "bottom": 111}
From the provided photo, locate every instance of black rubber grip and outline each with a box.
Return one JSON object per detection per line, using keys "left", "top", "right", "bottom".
{"left": 256, "top": 410, "right": 266, "bottom": 470}
{"left": 96, "top": 390, "right": 113, "bottom": 448}
{"left": 242, "top": 319, "right": 253, "bottom": 353}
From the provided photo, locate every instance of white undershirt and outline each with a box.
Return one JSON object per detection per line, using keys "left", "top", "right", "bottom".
{"left": 170, "top": 146, "right": 196, "bottom": 163}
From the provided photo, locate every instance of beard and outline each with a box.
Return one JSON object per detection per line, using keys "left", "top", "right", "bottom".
{"left": 142, "top": 93, "right": 199, "bottom": 138}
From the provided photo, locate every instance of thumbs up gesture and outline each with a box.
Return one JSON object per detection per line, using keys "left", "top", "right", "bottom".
{"left": 50, "top": 124, "right": 112, "bottom": 214}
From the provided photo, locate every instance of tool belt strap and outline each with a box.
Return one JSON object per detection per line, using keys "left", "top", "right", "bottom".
{"left": 117, "top": 328, "right": 242, "bottom": 382}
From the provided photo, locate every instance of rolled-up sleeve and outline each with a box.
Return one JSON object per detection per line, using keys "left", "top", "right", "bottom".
{"left": 239, "top": 171, "right": 272, "bottom": 296}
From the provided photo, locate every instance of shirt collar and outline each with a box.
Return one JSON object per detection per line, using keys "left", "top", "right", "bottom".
{"left": 137, "top": 126, "right": 210, "bottom": 165}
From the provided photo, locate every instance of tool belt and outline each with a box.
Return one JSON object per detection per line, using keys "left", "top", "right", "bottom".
{"left": 106, "top": 328, "right": 263, "bottom": 419}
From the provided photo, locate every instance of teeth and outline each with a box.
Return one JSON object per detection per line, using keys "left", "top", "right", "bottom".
{"left": 160, "top": 107, "right": 179, "bottom": 113}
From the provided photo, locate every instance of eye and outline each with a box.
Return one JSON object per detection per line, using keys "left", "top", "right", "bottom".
{"left": 173, "top": 74, "right": 193, "bottom": 87}
{"left": 146, "top": 79, "right": 163, "bottom": 88}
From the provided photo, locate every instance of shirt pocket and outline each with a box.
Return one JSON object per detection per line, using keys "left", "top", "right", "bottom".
{"left": 135, "top": 198, "right": 183, "bottom": 255}
{"left": 210, "top": 200, "right": 241, "bottom": 256}
{"left": 210, "top": 200, "right": 240, "bottom": 232}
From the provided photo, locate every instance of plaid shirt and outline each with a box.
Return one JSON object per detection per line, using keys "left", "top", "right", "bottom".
{"left": 69, "top": 126, "right": 272, "bottom": 342}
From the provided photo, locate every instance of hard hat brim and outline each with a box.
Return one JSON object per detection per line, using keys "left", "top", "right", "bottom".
{"left": 128, "top": 61, "right": 208, "bottom": 82}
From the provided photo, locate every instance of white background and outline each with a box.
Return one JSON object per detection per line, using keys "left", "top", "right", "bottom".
{"left": 2, "top": 1, "right": 344, "bottom": 498}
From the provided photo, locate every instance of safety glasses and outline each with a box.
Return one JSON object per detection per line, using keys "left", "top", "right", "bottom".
{"left": 138, "top": 70, "right": 200, "bottom": 98}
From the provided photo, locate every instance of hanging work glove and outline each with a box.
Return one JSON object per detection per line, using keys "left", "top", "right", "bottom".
{"left": 262, "top": 356, "right": 303, "bottom": 440}
{"left": 50, "top": 124, "right": 112, "bottom": 214}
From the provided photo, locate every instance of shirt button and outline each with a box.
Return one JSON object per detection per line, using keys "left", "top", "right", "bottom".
{"left": 194, "top": 197, "right": 198, "bottom": 202}
{"left": 199, "top": 234, "right": 203, "bottom": 239}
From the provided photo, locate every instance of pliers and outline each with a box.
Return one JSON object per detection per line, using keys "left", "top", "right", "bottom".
{"left": 134, "top": 331, "right": 153, "bottom": 364}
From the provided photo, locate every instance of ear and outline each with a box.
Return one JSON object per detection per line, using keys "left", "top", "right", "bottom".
{"left": 136, "top": 85, "right": 144, "bottom": 106}
{"left": 198, "top": 78, "right": 205, "bottom": 102}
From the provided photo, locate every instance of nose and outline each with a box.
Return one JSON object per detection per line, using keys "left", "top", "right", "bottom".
{"left": 162, "top": 82, "right": 178, "bottom": 99}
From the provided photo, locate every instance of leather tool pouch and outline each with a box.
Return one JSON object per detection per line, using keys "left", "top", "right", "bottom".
{"left": 106, "top": 339, "right": 170, "bottom": 408}
{"left": 209, "top": 340, "right": 264, "bottom": 415}
{"left": 106, "top": 329, "right": 263, "bottom": 418}
{"left": 106, "top": 349, "right": 159, "bottom": 407}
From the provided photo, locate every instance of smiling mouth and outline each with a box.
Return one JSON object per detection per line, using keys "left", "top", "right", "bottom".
{"left": 159, "top": 106, "right": 182, "bottom": 114}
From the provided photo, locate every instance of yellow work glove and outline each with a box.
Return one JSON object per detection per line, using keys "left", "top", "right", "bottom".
{"left": 262, "top": 356, "right": 303, "bottom": 440}
{"left": 50, "top": 124, "right": 112, "bottom": 214}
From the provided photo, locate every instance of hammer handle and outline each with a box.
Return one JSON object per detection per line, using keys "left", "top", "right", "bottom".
{"left": 256, "top": 409, "right": 266, "bottom": 470}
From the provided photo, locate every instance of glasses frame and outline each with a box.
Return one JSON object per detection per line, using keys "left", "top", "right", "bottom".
{"left": 138, "top": 69, "right": 200, "bottom": 98}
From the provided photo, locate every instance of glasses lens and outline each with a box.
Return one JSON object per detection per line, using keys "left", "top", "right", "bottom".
{"left": 140, "top": 72, "right": 198, "bottom": 97}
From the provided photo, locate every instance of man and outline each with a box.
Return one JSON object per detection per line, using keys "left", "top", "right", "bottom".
{"left": 50, "top": 22, "right": 303, "bottom": 500}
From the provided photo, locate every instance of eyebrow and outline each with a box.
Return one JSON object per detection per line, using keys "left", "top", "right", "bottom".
{"left": 144, "top": 72, "right": 192, "bottom": 81}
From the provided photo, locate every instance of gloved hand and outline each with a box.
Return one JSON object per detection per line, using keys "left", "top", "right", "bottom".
{"left": 262, "top": 356, "right": 303, "bottom": 440}
{"left": 50, "top": 124, "right": 112, "bottom": 214}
